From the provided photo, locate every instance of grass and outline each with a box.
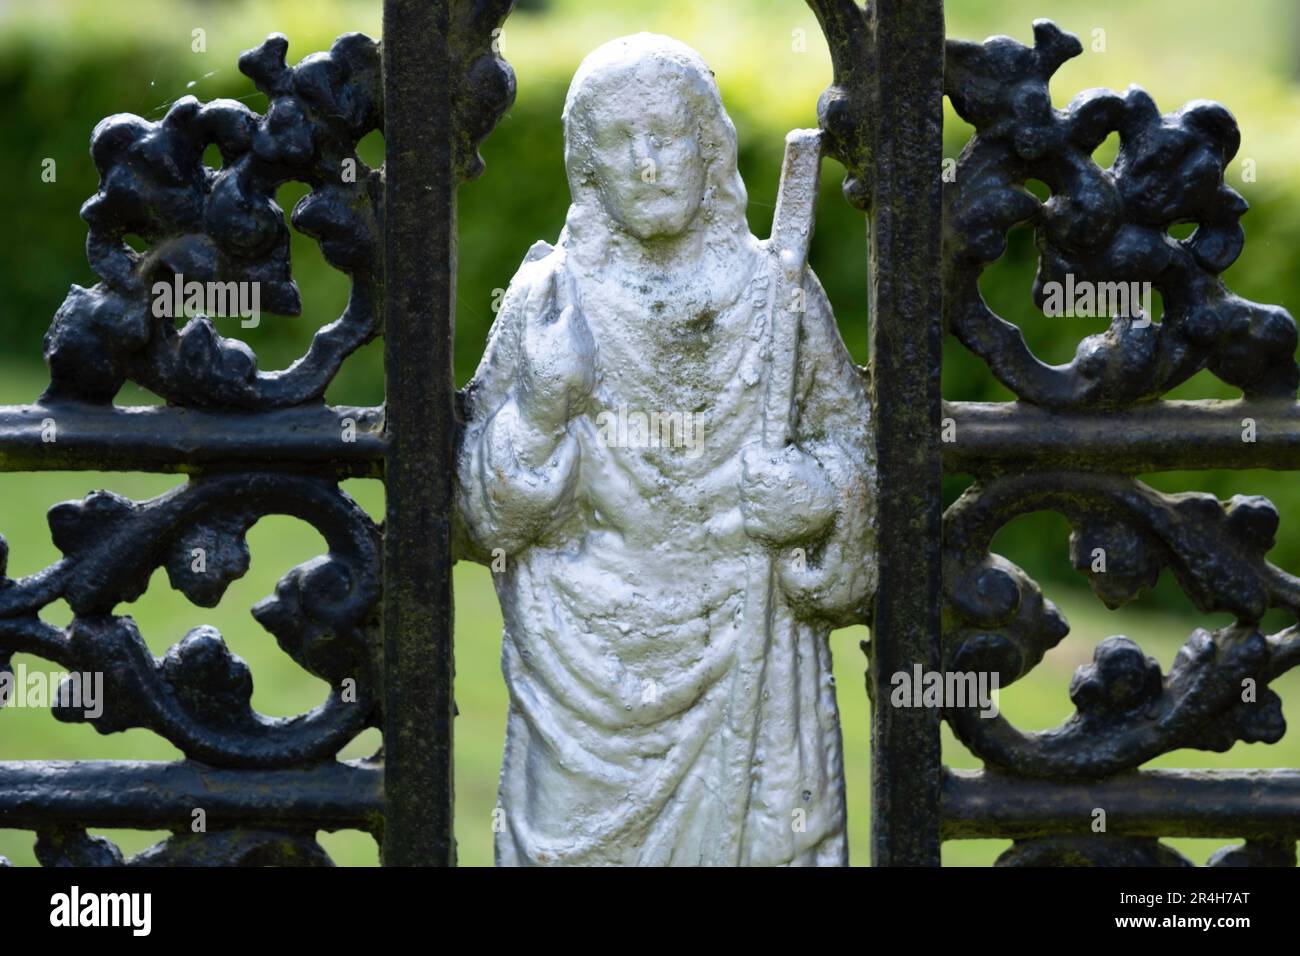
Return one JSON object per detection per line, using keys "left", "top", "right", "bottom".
{"left": 0, "top": 360, "right": 1297, "bottom": 866}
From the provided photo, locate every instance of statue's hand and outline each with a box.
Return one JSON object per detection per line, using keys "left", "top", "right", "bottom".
{"left": 739, "top": 443, "right": 836, "bottom": 547}
{"left": 516, "top": 269, "right": 596, "bottom": 434}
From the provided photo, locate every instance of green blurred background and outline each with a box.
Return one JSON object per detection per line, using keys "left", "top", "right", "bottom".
{"left": 2, "top": 0, "right": 1299, "bottom": 866}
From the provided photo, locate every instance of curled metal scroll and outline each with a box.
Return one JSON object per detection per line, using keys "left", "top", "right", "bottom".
{"left": 6, "top": 6, "right": 520, "bottom": 865}
{"left": 0, "top": 472, "right": 380, "bottom": 768}
{"left": 42, "top": 33, "right": 383, "bottom": 409}
{"left": 943, "top": 20, "right": 1298, "bottom": 409}
{"left": 943, "top": 471, "right": 1300, "bottom": 779}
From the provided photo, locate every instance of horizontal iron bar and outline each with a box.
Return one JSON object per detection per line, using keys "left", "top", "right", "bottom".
{"left": 0, "top": 403, "right": 386, "bottom": 476}
{"left": 944, "top": 399, "right": 1300, "bottom": 474}
{"left": 0, "top": 759, "right": 383, "bottom": 832}
{"left": 944, "top": 768, "right": 1300, "bottom": 840}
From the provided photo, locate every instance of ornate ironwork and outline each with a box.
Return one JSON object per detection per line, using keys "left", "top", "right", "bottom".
{"left": 944, "top": 18, "right": 1298, "bottom": 410}
{"left": 944, "top": 471, "right": 1300, "bottom": 777}
{"left": 934, "top": 20, "right": 1300, "bottom": 866}
{"left": 0, "top": 0, "right": 516, "bottom": 866}
{"left": 0, "top": 30, "right": 389, "bottom": 865}
{"left": 1, "top": 474, "right": 381, "bottom": 765}
{"left": 45, "top": 32, "right": 383, "bottom": 409}
{"left": 804, "top": 5, "right": 1300, "bottom": 866}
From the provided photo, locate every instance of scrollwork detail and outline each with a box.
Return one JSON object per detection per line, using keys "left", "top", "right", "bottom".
{"left": 0, "top": 473, "right": 380, "bottom": 768}
{"left": 42, "top": 33, "right": 383, "bottom": 409}
{"left": 943, "top": 471, "right": 1300, "bottom": 779}
{"left": 943, "top": 20, "right": 1298, "bottom": 408}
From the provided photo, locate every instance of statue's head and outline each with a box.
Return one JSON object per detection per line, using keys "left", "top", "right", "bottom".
{"left": 563, "top": 34, "right": 746, "bottom": 243}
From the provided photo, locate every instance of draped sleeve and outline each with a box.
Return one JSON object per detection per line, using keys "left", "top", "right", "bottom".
{"left": 774, "top": 268, "right": 879, "bottom": 628}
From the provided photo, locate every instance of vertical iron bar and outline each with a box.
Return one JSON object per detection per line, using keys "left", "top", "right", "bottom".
{"left": 381, "top": 0, "right": 457, "bottom": 866}
{"left": 867, "top": 0, "right": 946, "bottom": 866}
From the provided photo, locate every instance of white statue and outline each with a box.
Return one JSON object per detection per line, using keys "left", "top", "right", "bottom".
{"left": 455, "top": 33, "right": 878, "bottom": 866}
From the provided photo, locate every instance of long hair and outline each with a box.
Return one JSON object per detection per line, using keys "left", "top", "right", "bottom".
{"left": 559, "top": 33, "right": 752, "bottom": 266}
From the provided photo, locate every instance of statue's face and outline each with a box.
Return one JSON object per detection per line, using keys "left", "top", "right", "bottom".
{"left": 582, "top": 82, "right": 707, "bottom": 241}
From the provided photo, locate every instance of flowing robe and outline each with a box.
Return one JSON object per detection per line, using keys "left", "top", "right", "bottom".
{"left": 456, "top": 235, "right": 877, "bottom": 866}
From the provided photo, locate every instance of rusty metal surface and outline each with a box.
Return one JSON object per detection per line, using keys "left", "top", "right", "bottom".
{"left": 379, "top": 0, "right": 514, "bottom": 866}
{"left": 808, "top": 0, "right": 947, "bottom": 866}
{"left": 0, "top": 403, "right": 384, "bottom": 475}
